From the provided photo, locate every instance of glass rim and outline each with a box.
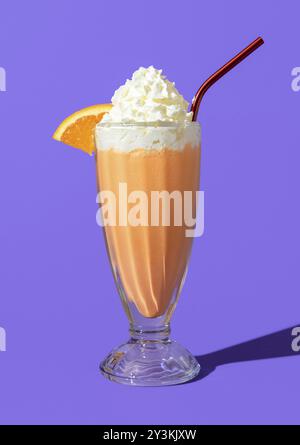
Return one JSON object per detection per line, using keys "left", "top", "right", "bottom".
{"left": 96, "top": 121, "right": 201, "bottom": 129}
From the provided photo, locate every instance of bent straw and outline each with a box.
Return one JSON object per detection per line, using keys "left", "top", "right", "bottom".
{"left": 191, "top": 37, "right": 264, "bottom": 121}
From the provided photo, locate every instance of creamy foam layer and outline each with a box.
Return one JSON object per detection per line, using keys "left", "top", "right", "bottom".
{"left": 96, "top": 123, "right": 200, "bottom": 152}
{"left": 96, "top": 66, "right": 198, "bottom": 152}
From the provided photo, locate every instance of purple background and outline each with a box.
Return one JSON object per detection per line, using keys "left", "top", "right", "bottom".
{"left": 0, "top": 0, "right": 300, "bottom": 425}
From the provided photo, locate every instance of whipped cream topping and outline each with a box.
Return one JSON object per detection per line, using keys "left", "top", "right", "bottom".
{"left": 101, "top": 66, "right": 193, "bottom": 124}
{"left": 96, "top": 66, "right": 200, "bottom": 152}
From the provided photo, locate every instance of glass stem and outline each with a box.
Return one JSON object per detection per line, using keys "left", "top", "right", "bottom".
{"left": 130, "top": 323, "right": 170, "bottom": 343}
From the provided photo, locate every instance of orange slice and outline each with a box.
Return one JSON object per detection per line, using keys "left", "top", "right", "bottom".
{"left": 52, "top": 104, "right": 112, "bottom": 155}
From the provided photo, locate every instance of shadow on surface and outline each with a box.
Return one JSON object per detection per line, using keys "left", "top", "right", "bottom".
{"left": 190, "top": 325, "right": 300, "bottom": 383}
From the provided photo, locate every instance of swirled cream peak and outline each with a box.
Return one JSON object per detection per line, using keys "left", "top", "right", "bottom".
{"left": 96, "top": 66, "right": 200, "bottom": 152}
{"left": 102, "top": 66, "right": 193, "bottom": 123}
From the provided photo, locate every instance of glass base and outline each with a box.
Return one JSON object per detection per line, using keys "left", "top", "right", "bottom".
{"left": 100, "top": 338, "right": 200, "bottom": 386}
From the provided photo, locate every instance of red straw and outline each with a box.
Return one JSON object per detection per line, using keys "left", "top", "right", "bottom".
{"left": 191, "top": 37, "right": 264, "bottom": 121}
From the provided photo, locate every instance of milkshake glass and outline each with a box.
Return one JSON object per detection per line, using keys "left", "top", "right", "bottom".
{"left": 53, "top": 38, "right": 264, "bottom": 386}
{"left": 95, "top": 121, "right": 201, "bottom": 386}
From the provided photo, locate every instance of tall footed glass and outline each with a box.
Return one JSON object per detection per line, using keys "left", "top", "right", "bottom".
{"left": 95, "top": 122, "right": 201, "bottom": 386}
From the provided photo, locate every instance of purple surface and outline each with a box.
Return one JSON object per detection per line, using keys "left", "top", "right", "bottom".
{"left": 0, "top": 0, "right": 300, "bottom": 425}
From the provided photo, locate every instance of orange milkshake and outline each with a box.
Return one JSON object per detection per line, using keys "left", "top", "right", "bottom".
{"left": 96, "top": 142, "right": 200, "bottom": 318}
{"left": 95, "top": 66, "right": 201, "bottom": 385}
{"left": 53, "top": 39, "right": 264, "bottom": 385}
